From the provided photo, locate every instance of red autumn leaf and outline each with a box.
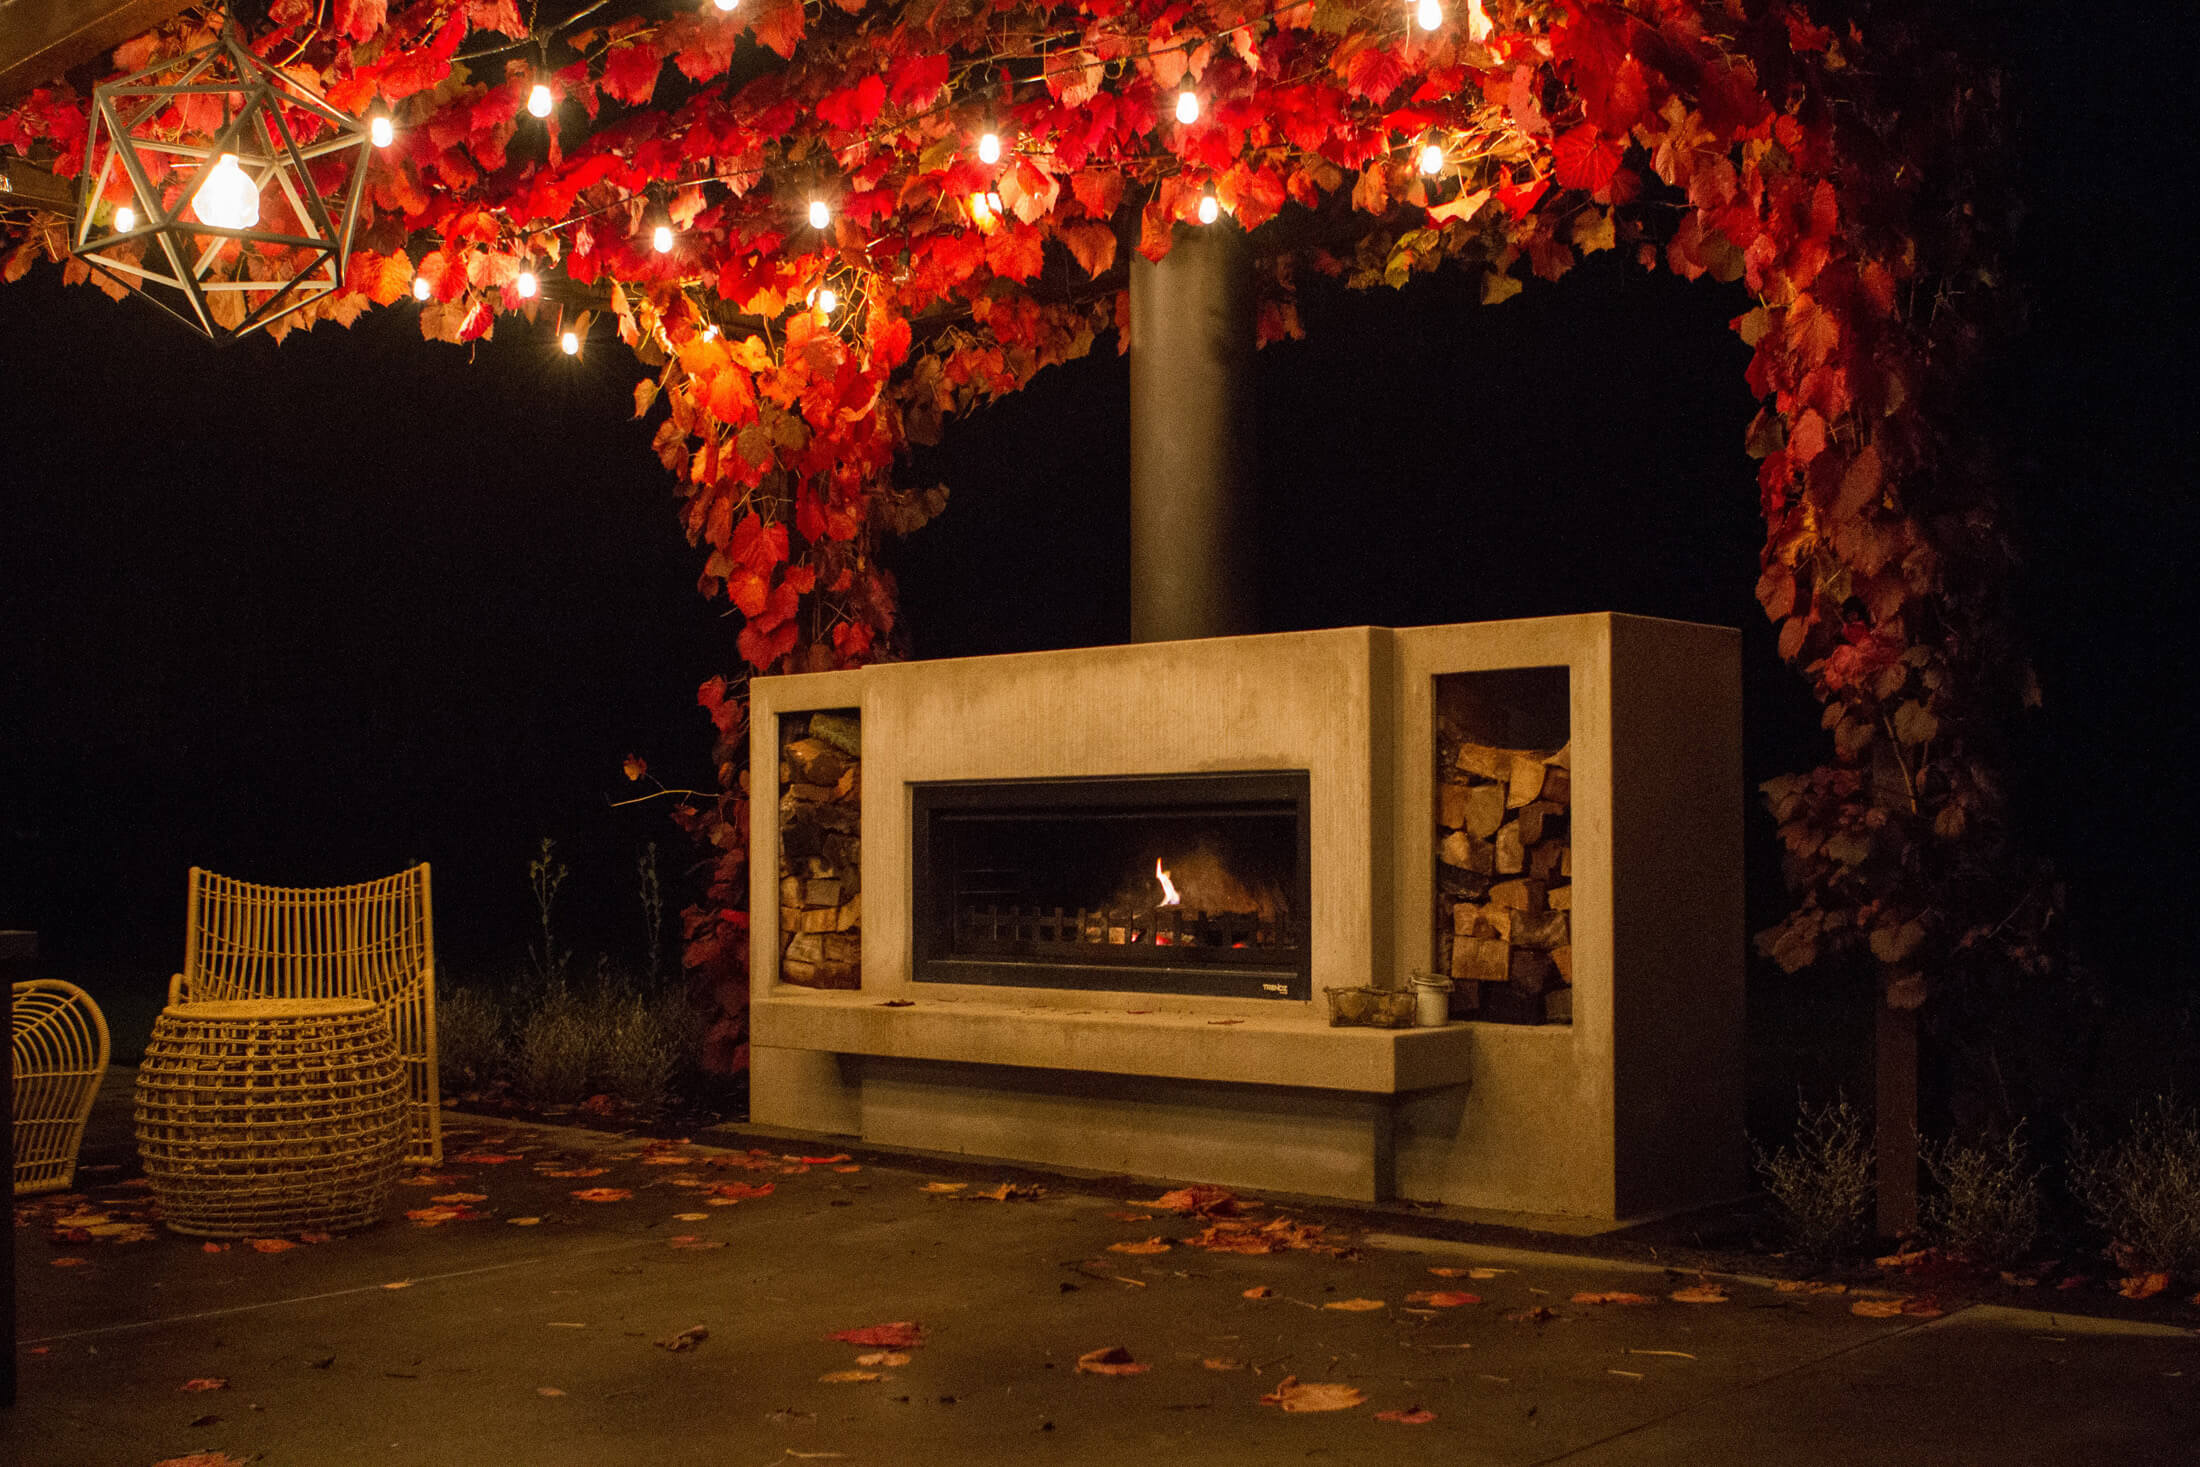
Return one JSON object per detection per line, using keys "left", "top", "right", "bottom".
{"left": 1571, "top": 1290, "right": 1654, "bottom": 1305}
{"left": 1071, "top": 169, "right": 1125, "bottom": 221}
{"left": 180, "top": 1377, "right": 229, "bottom": 1392}
{"left": 749, "top": 0, "right": 805, "bottom": 59}
{"left": 828, "top": 1321, "right": 924, "bottom": 1348}
{"left": 570, "top": 1187, "right": 634, "bottom": 1202}
{"left": 1058, "top": 221, "right": 1117, "bottom": 279}
{"left": 1076, "top": 1345, "right": 1150, "bottom": 1376}
{"left": 335, "top": 0, "right": 386, "bottom": 44}
{"left": 1261, "top": 1377, "right": 1367, "bottom": 1412}
{"left": 816, "top": 74, "right": 887, "bottom": 132}
{"left": 599, "top": 40, "right": 664, "bottom": 107}
{"left": 1403, "top": 1290, "right": 1480, "bottom": 1307}
{"left": 984, "top": 224, "right": 1045, "bottom": 282}
{"left": 886, "top": 52, "right": 950, "bottom": 109}
{"left": 710, "top": 1180, "right": 775, "bottom": 1200}
{"left": 1376, "top": 1406, "right": 1437, "bottom": 1424}
{"left": 1342, "top": 46, "right": 1406, "bottom": 103}
{"left": 1552, "top": 124, "right": 1625, "bottom": 196}
{"left": 1108, "top": 1237, "right": 1173, "bottom": 1255}
{"left": 1493, "top": 177, "right": 1549, "bottom": 220}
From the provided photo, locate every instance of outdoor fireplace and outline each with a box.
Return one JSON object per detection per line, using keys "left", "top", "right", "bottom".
{"left": 911, "top": 772, "right": 1311, "bottom": 1000}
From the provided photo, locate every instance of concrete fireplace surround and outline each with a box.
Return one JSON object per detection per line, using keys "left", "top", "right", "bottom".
{"left": 749, "top": 613, "right": 1743, "bottom": 1226}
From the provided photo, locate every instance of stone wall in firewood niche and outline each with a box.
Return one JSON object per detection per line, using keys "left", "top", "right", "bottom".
{"left": 1432, "top": 668, "right": 1573, "bottom": 1025}
{"left": 778, "top": 708, "right": 861, "bottom": 988}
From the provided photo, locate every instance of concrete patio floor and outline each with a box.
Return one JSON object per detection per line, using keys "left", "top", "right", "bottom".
{"left": 11, "top": 1078, "right": 2197, "bottom": 1466}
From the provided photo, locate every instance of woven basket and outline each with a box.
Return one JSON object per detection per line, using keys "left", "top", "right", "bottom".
{"left": 136, "top": 997, "right": 406, "bottom": 1238}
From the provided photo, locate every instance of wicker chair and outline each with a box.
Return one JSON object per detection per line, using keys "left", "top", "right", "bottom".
{"left": 12, "top": 978, "right": 110, "bottom": 1195}
{"left": 171, "top": 864, "right": 441, "bottom": 1166}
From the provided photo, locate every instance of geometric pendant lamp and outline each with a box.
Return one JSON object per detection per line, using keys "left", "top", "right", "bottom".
{"left": 71, "top": 18, "right": 371, "bottom": 339}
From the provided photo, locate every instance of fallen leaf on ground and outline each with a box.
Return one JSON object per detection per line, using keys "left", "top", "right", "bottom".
{"left": 798, "top": 1154, "right": 852, "bottom": 1165}
{"left": 829, "top": 1322, "right": 924, "bottom": 1349}
{"left": 507, "top": 1216, "right": 542, "bottom": 1226}
{"left": 668, "top": 1236, "right": 725, "bottom": 1250}
{"left": 537, "top": 1386, "right": 566, "bottom": 1397}
{"left": 970, "top": 1182, "right": 1046, "bottom": 1201}
{"left": 2119, "top": 1272, "right": 2171, "bottom": 1300}
{"left": 1429, "top": 1265, "right": 1507, "bottom": 1279}
{"left": 429, "top": 1192, "right": 488, "bottom": 1204}
{"left": 1076, "top": 1346, "right": 1150, "bottom": 1376}
{"left": 382, "top": 1280, "right": 413, "bottom": 1290}
{"left": 152, "top": 1455, "right": 249, "bottom": 1467}
{"left": 919, "top": 1182, "right": 967, "bottom": 1194}
{"left": 1376, "top": 1406, "right": 1437, "bottom": 1424}
{"left": 1242, "top": 1286, "right": 1275, "bottom": 1299}
{"left": 1260, "top": 1377, "right": 1366, "bottom": 1412}
{"left": 1670, "top": 1284, "right": 1730, "bottom": 1304}
{"left": 1405, "top": 1291, "right": 1480, "bottom": 1307}
{"left": 1108, "top": 1238, "right": 1172, "bottom": 1254}
{"left": 247, "top": 1238, "right": 298, "bottom": 1253}
{"left": 453, "top": 1153, "right": 524, "bottom": 1164}
{"left": 404, "top": 1206, "right": 471, "bottom": 1226}
{"left": 1850, "top": 1297, "right": 1908, "bottom": 1317}
{"left": 1202, "top": 1357, "right": 1245, "bottom": 1371}
{"left": 200, "top": 1242, "right": 228, "bottom": 1254}
{"left": 834, "top": 1164, "right": 863, "bottom": 1173}
{"left": 1504, "top": 1306, "right": 1559, "bottom": 1323}
{"left": 820, "top": 1370, "right": 881, "bottom": 1383}
{"left": 1572, "top": 1291, "right": 1653, "bottom": 1305}
{"left": 672, "top": 1212, "right": 710, "bottom": 1222}
{"left": 49, "top": 1256, "right": 88, "bottom": 1267}
{"left": 855, "top": 1351, "right": 911, "bottom": 1367}
{"left": 1875, "top": 1248, "right": 1931, "bottom": 1269}
{"left": 179, "top": 1377, "right": 228, "bottom": 1392}
{"left": 571, "top": 1188, "right": 634, "bottom": 1203}
{"left": 537, "top": 1167, "right": 608, "bottom": 1179}
{"left": 712, "top": 1181, "right": 775, "bottom": 1201}
{"left": 298, "top": 1231, "right": 333, "bottom": 1244}
{"left": 1324, "top": 1297, "right": 1386, "bottom": 1311}
{"left": 655, "top": 1325, "right": 709, "bottom": 1351}
{"left": 1144, "top": 1185, "right": 1248, "bottom": 1216}
{"left": 1774, "top": 1279, "right": 1846, "bottom": 1295}
{"left": 90, "top": 1221, "right": 157, "bottom": 1243}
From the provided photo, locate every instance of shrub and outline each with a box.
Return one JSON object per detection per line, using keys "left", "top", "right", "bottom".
{"left": 1756, "top": 1097, "right": 1875, "bottom": 1260}
{"left": 1923, "top": 1127, "right": 2040, "bottom": 1268}
{"left": 515, "top": 982, "right": 595, "bottom": 1107}
{"left": 2069, "top": 1097, "right": 2200, "bottom": 1279}
{"left": 437, "top": 985, "right": 508, "bottom": 1094}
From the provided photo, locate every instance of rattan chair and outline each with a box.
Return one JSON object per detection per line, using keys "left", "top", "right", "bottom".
{"left": 170, "top": 864, "right": 441, "bottom": 1165}
{"left": 12, "top": 978, "right": 110, "bottom": 1195}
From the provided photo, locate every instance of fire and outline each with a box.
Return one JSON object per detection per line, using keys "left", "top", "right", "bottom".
{"left": 1154, "top": 858, "right": 1181, "bottom": 907}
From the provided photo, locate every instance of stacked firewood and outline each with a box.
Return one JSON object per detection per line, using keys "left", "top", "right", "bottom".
{"left": 1435, "top": 742, "right": 1573, "bottom": 1024}
{"left": 778, "top": 710, "right": 862, "bottom": 989}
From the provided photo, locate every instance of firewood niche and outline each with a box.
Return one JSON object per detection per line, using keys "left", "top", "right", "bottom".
{"left": 778, "top": 708, "right": 862, "bottom": 988}
{"left": 1433, "top": 668, "right": 1573, "bottom": 1025}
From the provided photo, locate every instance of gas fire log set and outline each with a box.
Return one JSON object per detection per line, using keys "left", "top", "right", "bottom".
{"left": 1436, "top": 741, "right": 1574, "bottom": 1024}
{"left": 778, "top": 710, "right": 862, "bottom": 989}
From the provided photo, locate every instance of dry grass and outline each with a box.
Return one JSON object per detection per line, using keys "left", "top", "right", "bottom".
{"left": 1923, "top": 1127, "right": 2040, "bottom": 1268}
{"left": 2070, "top": 1097, "right": 2200, "bottom": 1278}
{"left": 1755, "top": 1097, "right": 1874, "bottom": 1260}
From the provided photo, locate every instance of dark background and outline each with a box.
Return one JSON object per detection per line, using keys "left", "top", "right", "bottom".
{"left": 2, "top": 3, "right": 2190, "bottom": 1110}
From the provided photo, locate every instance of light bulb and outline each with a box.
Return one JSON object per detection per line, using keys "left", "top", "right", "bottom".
{"left": 968, "top": 191, "right": 993, "bottom": 223}
{"left": 528, "top": 82, "right": 554, "bottom": 119}
{"left": 1418, "top": 142, "right": 1445, "bottom": 175}
{"left": 816, "top": 286, "right": 838, "bottom": 314}
{"left": 653, "top": 223, "right": 675, "bottom": 253}
{"left": 808, "top": 198, "right": 830, "bottom": 229}
{"left": 560, "top": 329, "right": 580, "bottom": 355}
{"left": 712, "top": 0, "right": 739, "bottom": 11}
{"left": 702, "top": 323, "right": 719, "bottom": 341}
{"left": 1416, "top": 0, "right": 1443, "bottom": 30}
{"left": 412, "top": 274, "right": 431, "bottom": 301}
{"left": 113, "top": 204, "right": 136, "bottom": 232}
{"left": 516, "top": 270, "right": 538, "bottom": 298}
{"left": 977, "top": 131, "right": 1001, "bottom": 165}
{"left": 190, "top": 153, "right": 260, "bottom": 230}
{"left": 1175, "top": 82, "right": 1200, "bottom": 125}
{"left": 369, "top": 114, "right": 394, "bottom": 148}
{"left": 987, "top": 190, "right": 1003, "bottom": 214}
{"left": 1197, "top": 191, "right": 1219, "bottom": 225}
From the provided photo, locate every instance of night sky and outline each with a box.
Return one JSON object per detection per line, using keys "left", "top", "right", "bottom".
{"left": 0, "top": 4, "right": 2189, "bottom": 1076}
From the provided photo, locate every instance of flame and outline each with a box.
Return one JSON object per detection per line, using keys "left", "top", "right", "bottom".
{"left": 1155, "top": 858, "right": 1181, "bottom": 907}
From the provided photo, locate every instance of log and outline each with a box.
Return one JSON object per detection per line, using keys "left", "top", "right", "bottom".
{"left": 1510, "top": 909, "right": 1569, "bottom": 950}
{"left": 1543, "top": 987, "right": 1574, "bottom": 1024}
{"left": 1546, "top": 884, "right": 1572, "bottom": 911}
{"left": 809, "top": 710, "right": 862, "bottom": 757}
{"left": 1463, "top": 783, "right": 1507, "bottom": 838}
{"left": 1516, "top": 800, "right": 1566, "bottom": 845}
{"left": 802, "top": 878, "right": 843, "bottom": 909}
{"left": 1438, "top": 780, "right": 1474, "bottom": 830}
{"left": 1494, "top": 821, "right": 1525, "bottom": 875}
{"left": 833, "top": 894, "right": 862, "bottom": 932}
{"left": 1507, "top": 755, "right": 1546, "bottom": 807}
{"left": 1528, "top": 838, "right": 1565, "bottom": 881}
{"left": 1540, "top": 768, "right": 1571, "bottom": 806}
{"left": 1550, "top": 945, "right": 1573, "bottom": 982}
{"left": 1451, "top": 902, "right": 1511, "bottom": 941}
{"left": 1488, "top": 878, "right": 1546, "bottom": 912}
{"left": 833, "top": 764, "right": 860, "bottom": 801}
{"left": 783, "top": 782, "right": 838, "bottom": 806}
{"left": 1439, "top": 830, "right": 1495, "bottom": 875}
{"left": 781, "top": 876, "right": 802, "bottom": 906}
{"left": 821, "top": 932, "right": 861, "bottom": 966}
{"left": 1507, "top": 947, "right": 1556, "bottom": 996}
{"left": 785, "top": 738, "right": 850, "bottom": 786}
{"left": 1450, "top": 936, "right": 1511, "bottom": 984}
{"left": 1455, "top": 743, "right": 1516, "bottom": 781}
{"left": 1545, "top": 742, "right": 1571, "bottom": 770}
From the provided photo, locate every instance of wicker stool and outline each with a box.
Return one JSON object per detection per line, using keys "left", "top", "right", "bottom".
{"left": 136, "top": 998, "right": 407, "bottom": 1237}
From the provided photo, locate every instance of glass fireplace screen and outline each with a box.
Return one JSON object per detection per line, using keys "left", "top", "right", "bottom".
{"left": 911, "top": 771, "right": 1311, "bottom": 1000}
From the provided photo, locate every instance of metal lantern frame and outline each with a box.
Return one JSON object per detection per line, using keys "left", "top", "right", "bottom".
{"left": 71, "top": 21, "right": 371, "bottom": 339}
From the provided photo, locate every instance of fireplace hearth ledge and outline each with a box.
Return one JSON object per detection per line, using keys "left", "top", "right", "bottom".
{"left": 751, "top": 989, "right": 1484, "bottom": 1094}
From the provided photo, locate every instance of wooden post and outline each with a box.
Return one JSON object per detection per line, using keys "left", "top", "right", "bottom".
{"left": 1875, "top": 999, "right": 1919, "bottom": 1238}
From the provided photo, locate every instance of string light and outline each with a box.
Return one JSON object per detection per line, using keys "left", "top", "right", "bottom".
{"left": 712, "top": 0, "right": 740, "bottom": 10}
{"left": 653, "top": 223, "right": 675, "bottom": 253}
{"left": 808, "top": 198, "right": 831, "bottom": 229}
{"left": 113, "top": 204, "right": 136, "bottom": 232}
{"left": 516, "top": 269, "right": 538, "bottom": 298}
{"left": 968, "top": 191, "right": 994, "bottom": 225}
{"left": 807, "top": 285, "right": 838, "bottom": 314}
{"left": 527, "top": 81, "right": 554, "bottom": 118}
{"left": 702, "top": 322, "right": 720, "bottom": 341}
{"left": 1175, "top": 79, "right": 1200, "bottom": 125}
{"left": 412, "top": 274, "right": 431, "bottom": 301}
{"left": 1416, "top": 0, "right": 1443, "bottom": 30}
{"left": 977, "top": 130, "right": 1002, "bottom": 165}
{"left": 560, "top": 329, "right": 580, "bottom": 354}
{"left": 369, "top": 113, "right": 394, "bottom": 148}
{"left": 1418, "top": 141, "right": 1445, "bottom": 175}
{"left": 190, "top": 153, "right": 260, "bottom": 230}
{"left": 1197, "top": 189, "right": 1220, "bottom": 225}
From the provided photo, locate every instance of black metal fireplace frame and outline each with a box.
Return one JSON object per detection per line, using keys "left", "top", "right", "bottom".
{"left": 911, "top": 771, "right": 1312, "bottom": 1000}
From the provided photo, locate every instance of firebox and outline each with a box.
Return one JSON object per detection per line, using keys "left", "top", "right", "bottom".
{"left": 911, "top": 771, "right": 1311, "bottom": 1000}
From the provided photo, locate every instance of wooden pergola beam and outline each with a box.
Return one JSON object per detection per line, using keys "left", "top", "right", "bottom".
{"left": 0, "top": 0, "right": 196, "bottom": 105}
